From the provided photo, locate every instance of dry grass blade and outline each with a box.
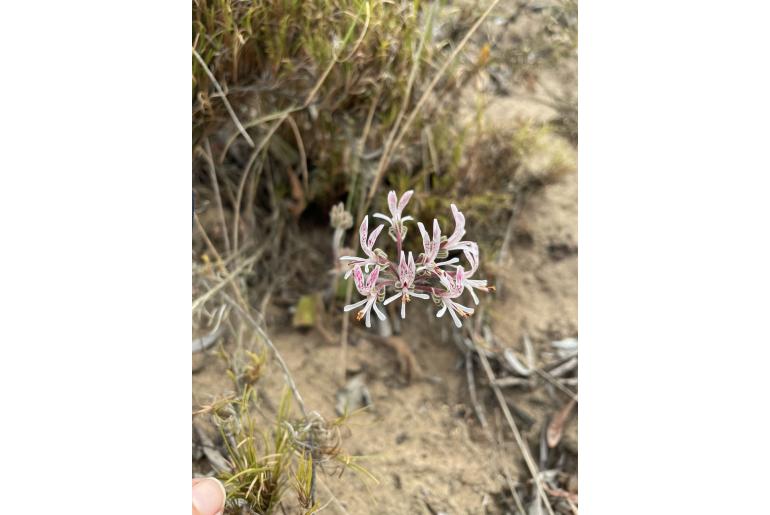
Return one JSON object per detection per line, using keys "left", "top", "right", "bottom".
{"left": 365, "top": 0, "right": 504, "bottom": 206}
{"left": 223, "top": 293, "right": 307, "bottom": 418}
{"left": 535, "top": 368, "right": 578, "bottom": 402}
{"left": 191, "top": 251, "right": 261, "bottom": 312}
{"left": 363, "top": 3, "right": 435, "bottom": 212}
{"left": 192, "top": 47, "right": 254, "bottom": 148}
{"left": 199, "top": 138, "right": 231, "bottom": 255}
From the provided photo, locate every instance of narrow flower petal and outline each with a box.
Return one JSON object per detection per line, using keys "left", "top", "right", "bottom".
{"left": 456, "top": 265, "right": 465, "bottom": 287}
{"left": 387, "top": 191, "right": 398, "bottom": 216}
{"left": 398, "top": 190, "right": 414, "bottom": 212}
{"left": 436, "top": 304, "right": 447, "bottom": 318}
{"left": 343, "top": 299, "right": 367, "bottom": 312}
{"left": 448, "top": 306, "right": 463, "bottom": 328}
{"left": 372, "top": 213, "right": 391, "bottom": 223}
{"left": 468, "top": 287, "right": 480, "bottom": 305}
{"left": 367, "top": 223, "right": 384, "bottom": 250}
{"left": 366, "top": 266, "right": 380, "bottom": 290}
{"left": 352, "top": 266, "right": 365, "bottom": 294}
{"left": 383, "top": 292, "right": 402, "bottom": 305}
{"left": 401, "top": 300, "right": 406, "bottom": 319}
{"left": 372, "top": 301, "right": 386, "bottom": 321}
{"left": 432, "top": 219, "right": 441, "bottom": 249}
{"left": 448, "top": 204, "right": 466, "bottom": 244}
{"left": 411, "top": 292, "right": 430, "bottom": 300}
{"left": 359, "top": 216, "right": 369, "bottom": 254}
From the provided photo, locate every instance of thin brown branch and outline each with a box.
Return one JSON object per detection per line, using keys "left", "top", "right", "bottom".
{"left": 192, "top": 47, "right": 255, "bottom": 148}
{"left": 475, "top": 348, "right": 556, "bottom": 515}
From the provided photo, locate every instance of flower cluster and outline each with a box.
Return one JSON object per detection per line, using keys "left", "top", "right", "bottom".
{"left": 340, "top": 191, "right": 493, "bottom": 328}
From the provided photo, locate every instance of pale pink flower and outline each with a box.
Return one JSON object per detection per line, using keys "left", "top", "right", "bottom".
{"left": 458, "top": 246, "right": 493, "bottom": 305}
{"left": 373, "top": 190, "right": 414, "bottom": 228}
{"left": 343, "top": 265, "right": 386, "bottom": 328}
{"left": 417, "top": 219, "right": 441, "bottom": 267}
{"left": 442, "top": 204, "right": 477, "bottom": 255}
{"left": 417, "top": 219, "right": 459, "bottom": 272}
{"left": 434, "top": 266, "right": 475, "bottom": 328}
{"left": 383, "top": 251, "right": 430, "bottom": 318}
{"left": 339, "top": 192, "right": 491, "bottom": 328}
{"left": 339, "top": 216, "right": 385, "bottom": 278}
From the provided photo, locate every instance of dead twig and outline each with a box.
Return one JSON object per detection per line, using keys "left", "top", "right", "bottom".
{"left": 475, "top": 348, "right": 556, "bottom": 515}
{"left": 192, "top": 47, "right": 255, "bottom": 147}
{"left": 465, "top": 351, "right": 490, "bottom": 432}
{"left": 535, "top": 368, "right": 578, "bottom": 402}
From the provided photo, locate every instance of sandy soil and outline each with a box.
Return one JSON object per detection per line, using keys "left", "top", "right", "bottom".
{"left": 193, "top": 162, "right": 577, "bottom": 514}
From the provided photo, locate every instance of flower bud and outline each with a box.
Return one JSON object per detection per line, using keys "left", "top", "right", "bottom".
{"left": 329, "top": 202, "right": 353, "bottom": 230}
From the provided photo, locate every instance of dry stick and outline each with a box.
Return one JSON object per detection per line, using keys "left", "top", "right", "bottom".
{"left": 192, "top": 47, "right": 255, "bottom": 148}
{"left": 465, "top": 350, "right": 490, "bottom": 433}
{"left": 194, "top": 214, "right": 249, "bottom": 311}
{"left": 365, "top": 0, "right": 503, "bottom": 206}
{"left": 285, "top": 114, "right": 309, "bottom": 193}
{"left": 339, "top": 280, "right": 354, "bottom": 384}
{"left": 535, "top": 368, "right": 578, "bottom": 403}
{"left": 339, "top": 0, "right": 371, "bottom": 63}
{"left": 361, "top": 3, "right": 435, "bottom": 215}
{"left": 476, "top": 349, "right": 556, "bottom": 515}
{"left": 201, "top": 138, "right": 231, "bottom": 255}
{"left": 223, "top": 293, "right": 307, "bottom": 418}
{"left": 191, "top": 252, "right": 261, "bottom": 311}
{"left": 231, "top": 119, "right": 282, "bottom": 254}
{"left": 499, "top": 454, "right": 527, "bottom": 515}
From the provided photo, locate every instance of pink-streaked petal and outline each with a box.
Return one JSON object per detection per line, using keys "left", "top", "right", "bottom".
{"left": 359, "top": 216, "right": 369, "bottom": 253}
{"left": 404, "top": 251, "right": 415, "bottom": 284}
{"left": 367, "top": 223, "right": 384, "bottom": 250}
{"left": 447, "top": 204, "right": 466, "bottom": 245}
{"left": 398, "top": 190, "right": 414, "bottom": 212}
{"left": 366, "top": 266, "right": 380, "bottom": 290}
{"left": 398, "top": 251, "right": 408, "bottom": 281}
{"left": 353, "top": 266, "right": 365, "bottom": 294}
{"left": 432, "top": 219, "right": 441, "bottom": 247}
{"left": 387, "top": 191, "right": 398, "bottom": 217}
{"left": 463, "top": 248, "right": 479, "bottom": 274}
{"left": 418, "top": 222, "right": 431, "bottom": 256}
{"left": 456, "top": 265, "right": 465, "bottom": 286}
